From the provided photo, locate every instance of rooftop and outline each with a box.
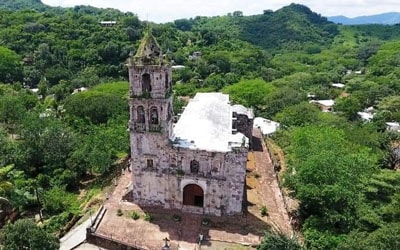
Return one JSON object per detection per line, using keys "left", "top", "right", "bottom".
{"left": 253, "top": 117, "right": 280, "bottom": 135}
{"left": 132, "top": 28, "right": 162, "bottom": 65}
{"left": 171, "top": 93, "right": 247, "bottom": 152}
{"left": 310, "top": 99, "right": 335, "bottom": 107}
{"left": 232, "top": 104, "right": 254, "bottom": 119}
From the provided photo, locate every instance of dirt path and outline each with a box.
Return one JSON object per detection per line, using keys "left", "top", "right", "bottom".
{"left": 249, "top": 128, "right": 293, "bottom": 235}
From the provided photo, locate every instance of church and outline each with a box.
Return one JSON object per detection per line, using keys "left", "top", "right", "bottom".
{"left": 127, "top": 30, "right": 253, "bottom": 216}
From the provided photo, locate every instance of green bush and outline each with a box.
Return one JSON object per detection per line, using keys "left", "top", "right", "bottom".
{"left": 143, "top": 212, "right": 152, "bottom": 222}
{"left": 261, "top": 206, "right": 268, "bottom": 217}
{"left": 131, "top": 211, "right": 140, "bottom": 220}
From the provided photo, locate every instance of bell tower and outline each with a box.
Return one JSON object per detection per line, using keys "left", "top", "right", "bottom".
{"left": 128, "top": 28, "right": 173, "bottom": 203}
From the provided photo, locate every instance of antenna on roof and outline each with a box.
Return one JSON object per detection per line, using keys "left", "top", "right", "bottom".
{"left": 145, "top": 13, "right": 151, "bottom": 33}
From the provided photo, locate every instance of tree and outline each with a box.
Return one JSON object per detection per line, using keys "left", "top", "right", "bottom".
{"left": 283, "top": 126, "right": 379, "bottom": 248}
{"left": 0, "top": 165, "right": 14, "bottom": 220}
{"left": 258, "top": 232, "right": 301, "bottom": 250}
{"left": 64, "top": 86, "right": 127, "bottom": 124}
{"left": 222, "top": 79, "right": 275, "bottom": 111}
{"left": 339, "top": 223, "right": 400, "bottom": 250}
{"left": 334, "top": 96, "right": 362, "bottom": 121}
{"left": 0, "top": 94, "right": 25, "bottom": 128}
{"left": 377, "top": 95, "right": 400, "bottom": 121}
{"left": 0, "top": 46, "right": 22, "bottom": 83}
{"left": 274, "top": 102, "right": 320, "bottom": 127}
{"left": 0, "top": 219, "right": 59, "bottom": 250}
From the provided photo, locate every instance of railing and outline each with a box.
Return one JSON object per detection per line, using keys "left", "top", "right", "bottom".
{"left": 149, "top": 124, "right": 161, "bottom": 132}
{"left": 134, "top": 123, "right": 146, "bottom": 132}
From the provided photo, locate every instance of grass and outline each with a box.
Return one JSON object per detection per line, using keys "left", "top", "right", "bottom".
{"left": 131, "top": 211, "right": 140, "bottom": 220}
{"left": 260, "top": 206, "right": 268, "bottom": 217}
{"left": 143, "top": 212, "right": 152, "bottom": 222}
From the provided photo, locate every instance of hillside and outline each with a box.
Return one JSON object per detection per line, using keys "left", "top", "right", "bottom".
{"left": 329, "top": 12, "right": 400, "bottom": 25}
{"left": 238, "top": 4, "right": 338, "bottom": 50}
{"left": 0, "top": 0, "right": 49, "bottom": 11}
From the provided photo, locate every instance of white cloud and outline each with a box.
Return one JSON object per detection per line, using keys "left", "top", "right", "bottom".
{"left": 41, "top": 0, "right": 400, "bottom": 23}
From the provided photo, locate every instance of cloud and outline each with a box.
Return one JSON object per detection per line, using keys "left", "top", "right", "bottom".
{"left": 42, "top": 0, "right": 400, "bottom": 23}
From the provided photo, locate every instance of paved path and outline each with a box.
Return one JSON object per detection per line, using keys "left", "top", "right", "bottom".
{"left": 252, "top": 128, "right": 293, "bottom": 235}
{"left": 60, "top": 218, "right": 91, "bottom": 250}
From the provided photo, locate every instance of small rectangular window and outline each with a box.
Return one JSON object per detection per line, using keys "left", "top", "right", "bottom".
{"left": 147, "top": 159, "right": 153, "bottom": 168}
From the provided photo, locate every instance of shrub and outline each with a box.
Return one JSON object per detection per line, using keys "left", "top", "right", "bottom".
{"left": 261, "top": 206, "right": 268, "bottom": 217}
{"left": 117, "top": 208, "right": 123, "bottom": 216}
{"left": 144, "top": 213, "right": 152, "bottom": 222}
{"left": 131, "top": 211, "right": 140, "bottom": 220}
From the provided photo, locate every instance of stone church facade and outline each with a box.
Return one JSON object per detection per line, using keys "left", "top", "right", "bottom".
{"left": 127, "top": 30, "right": 253, "bottom": 216}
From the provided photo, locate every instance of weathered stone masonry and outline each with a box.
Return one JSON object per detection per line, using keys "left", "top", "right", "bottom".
{"left": 128, "top": 30, "right": 253, "bottom": 216}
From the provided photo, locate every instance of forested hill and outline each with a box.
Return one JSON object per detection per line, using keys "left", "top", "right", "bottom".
{"left": 173, "top": 3, "right": 338, "bottom": 51}
{"left": 0, "top": 3, "right": 340, "bottom": 88}
{"left": 0, "top": 0, "right": 49, "bottom": 11}
{"left": 238, "top": 4, "right": 339, "bottom": 50}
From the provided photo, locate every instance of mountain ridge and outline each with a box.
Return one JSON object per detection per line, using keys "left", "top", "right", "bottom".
{"left": 328, "top": 12, "right": 400, "bottom": 25}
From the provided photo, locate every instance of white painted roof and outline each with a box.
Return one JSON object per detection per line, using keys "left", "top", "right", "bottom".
{"left": 72, "top": 87, "right": 88, "bottom": 95}
{"left": 386, "top": 122, "right": 400, "bottom": 127}
{"left": 100, "top": 21, "right": 117, "bottom": 24}
{"left": 357, "top": 112, "right": 374, "bottom": 121}
{"left": 171, "top": 65, "right": 185, "bottom": 69}
{"left": 232, "top": 104, "right": 254, "bottom": 119}
{"left": 171, "top": 93, "right": 247, "bottom": 152}
{"left": 331, "top": 83, "right": 345, "bottom": 88}
{"left": 310, "top": 100, "right": 335, "bottom": 107}
{"left": 253, "top": 117, "right": 280, "bottom": 135}
{"left": 386, "top": 122, "right": 400, "bottom": 132}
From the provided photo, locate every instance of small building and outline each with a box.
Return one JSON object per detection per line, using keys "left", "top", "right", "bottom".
{"left": 358, "top": 112, "right": 374, "bottom": 121}
{"left": 307, "top": 93, "right": 316, "bottom": 99}
{"left": 386, "top": 122, "right": 400, "bottom": 132}
{"left": 171, "top": 65, "right": 185, "bottom": 70}
{"left": 72, "top": 87, "right": 88, "bottom": 95}
{"left": 100, "top": 21, "right": 117, "bottom": 27}
{"left": 309, "top": 100, "right": 335, "bottom": 112}
{"left": 358, "top": 107, "right": 375, "bottom": 121}
{"left": 331, "top": 83, "right": 345, "bottom": 88}
{"left": 253, "top": 117, "right": 280, "bottom": 135}
{"left": 189, "top": 51, "right": 202, "bottom": 60}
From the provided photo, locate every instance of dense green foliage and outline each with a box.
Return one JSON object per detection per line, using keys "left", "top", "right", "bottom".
{"left": 0, "top": 1, "right": 400, "bottom": 249}
{"left": 0, "top": 219, "right": 59, "bottom": 250}
{"left": 258, "top": 232, "right": 301, "bottom": 250}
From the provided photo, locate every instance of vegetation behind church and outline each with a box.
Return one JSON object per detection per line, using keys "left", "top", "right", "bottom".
{"left": 0, "top": 1, "right": 400, "bottom": 249}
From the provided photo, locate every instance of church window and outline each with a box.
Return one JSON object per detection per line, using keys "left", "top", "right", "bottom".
{"left": 142, "top": 73, "right": 152, "bottom": 93}
{"left": 190, "top": 160, "right": 200, "bottom": 174}
{"left": 165, "top": 73, "right": 169, "bottom": 89}
{"left": 137, "top": 106, "right": 145, "bottom": 123}
{"left": 150, "top": 107, "right": 159, "bottom": 125}
{"left": 167, "top": 104, "right": 172, "bottom": 121}
{"left": 147, "top": 159, "right": 153, "bottom": 168}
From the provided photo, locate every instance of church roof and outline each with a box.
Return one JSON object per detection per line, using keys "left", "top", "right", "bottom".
{"left": 133, "top": 27, "right": 162, "bottom": 65}
{"left": 171, "top": 93, "right": 248, "bottom": 152}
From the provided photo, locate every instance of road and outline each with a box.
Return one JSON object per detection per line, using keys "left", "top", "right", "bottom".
{"left": 59, "top": 218, "right": 91, "bottom": 250}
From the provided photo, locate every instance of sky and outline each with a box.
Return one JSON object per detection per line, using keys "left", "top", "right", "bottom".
{"left": 41, "top": 0, "right": 400, "bottom": 23}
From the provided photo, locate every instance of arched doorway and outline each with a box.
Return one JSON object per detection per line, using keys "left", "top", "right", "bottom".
{"left": 183, "top": 184, "right": 204, "bottom": 207}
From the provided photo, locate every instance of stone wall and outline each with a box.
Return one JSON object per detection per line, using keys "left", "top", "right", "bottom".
{"left": 130, "top": 146, "right": 248, "bottom": 216}
{"left": 86, "top": 231, "right": 143, "bottom": 250}
{"left": 233, "top": 113, "right": 254, "bottom": 148}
